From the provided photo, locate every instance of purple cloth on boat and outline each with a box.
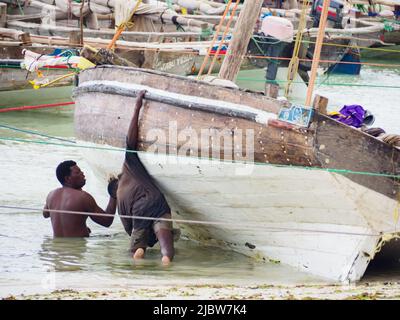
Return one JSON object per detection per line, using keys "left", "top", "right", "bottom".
{"left": 330, "top": 105, "right": 365, "bottom": 128}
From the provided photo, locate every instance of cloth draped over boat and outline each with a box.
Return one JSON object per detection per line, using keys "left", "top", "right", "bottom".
{"left": 21, "top": 49, "right": 94, "bottom": 72}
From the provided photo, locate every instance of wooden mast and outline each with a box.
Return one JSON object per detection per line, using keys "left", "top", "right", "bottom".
{"left": 305, "top": 0, "right": 331, "bottom": 106}
{"left": 218, "top": 0, "right": 264, "bottom": 81}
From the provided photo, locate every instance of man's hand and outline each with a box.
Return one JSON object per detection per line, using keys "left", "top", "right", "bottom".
{"left": 107, "top": 176, "right": 119, "bottom": 199}
{"left": 43, "top": 203, "right": 50, "bottom": 218}
{"left": 137, "top": 90, "right": 146, "bottom": 100}
{"left": 134, "top": 90, "right": 146, "bottom": 113}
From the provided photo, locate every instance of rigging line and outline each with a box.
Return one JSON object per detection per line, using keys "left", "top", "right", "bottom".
{"left": 252, "top": 34, "right": 400, "bottom": 54}
{"left": 0, "top": 136, "right": 399, "bottom": 179}
{"left": 207, "top": 0, "right": 240, "bottom": 76}
{"left": 285, "top": 0, "right": 311, "bottom": 97}
{"left": 0, "top": 124, "right": 76, "bottom": 144}
{"left": 197, "top": 0, "right": 233, "bottom": 78}
{"left": 301, "top": 38, "right": 400, "bottom": 53}
{"left": 245, "top": 54, "right": 400, "bottom": 68}
{"left": 24, "top": 41, "right": 395, "bottom": 69}
{"left": 236, "top": 77, "right": 400, "bottom": 89}
{"left": 0, "top": 204, "right": 391, "bottom": 237}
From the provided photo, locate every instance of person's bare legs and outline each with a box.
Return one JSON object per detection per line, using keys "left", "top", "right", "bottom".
{"left": 156, "top": 228, "right": 174, "bottom": 265}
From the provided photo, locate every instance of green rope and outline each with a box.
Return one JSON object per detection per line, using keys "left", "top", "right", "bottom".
{"left": 0, "top": 124, "right": 75, "bottom": 144}
{"left": 384, "top": 21, "right": 395, "bottom": 32}
{"left": 0, "top": 65, "right": 22, "bottom": 69}
{"left": 0, "top": 136, "right": 398, "bottom": 179}
{"left": 250, "top": 36, "right": 400, "bottom": 55}
{"left": 381, "top": 18, "right": 400, "bottom": 25}
{"left": 251, "top": 37, "right": 268, "bottom": 56}
{"left": 236, "top": 77, "right": 400, "bottom": 89}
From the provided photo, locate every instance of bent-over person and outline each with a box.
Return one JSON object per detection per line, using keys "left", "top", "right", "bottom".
{"left": 117, "top": 90, "right": 175, "bottom": 265}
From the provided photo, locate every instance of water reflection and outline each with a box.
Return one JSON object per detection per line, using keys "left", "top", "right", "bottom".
{"left": 39, "top": 237, "right": 88, "bottom": 272}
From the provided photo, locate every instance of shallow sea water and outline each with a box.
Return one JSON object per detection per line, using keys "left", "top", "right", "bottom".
{"left": 0, "top": 63, "right": 399, "bottom": 298}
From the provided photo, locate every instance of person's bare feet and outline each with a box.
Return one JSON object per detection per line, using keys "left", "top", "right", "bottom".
{"left": 133, "top": 248, "right": 145, "bottom": 260}
{"left": 161, "top": 256, "right": 171, "bottom": 266}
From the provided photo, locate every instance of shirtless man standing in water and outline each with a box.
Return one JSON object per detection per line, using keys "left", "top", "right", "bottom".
{"left": 117, "top": 90, "right": 175, "bottom": 265}
{"left": 43, "top": 161, "right": 118, "bottom": 237}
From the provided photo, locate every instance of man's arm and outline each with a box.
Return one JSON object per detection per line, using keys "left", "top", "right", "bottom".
{"left": 126, "top": 90, "right": 146, "bottom": 150}
{"left": 43, "top": 194, "right": 50, "bottom": 218}
{"left": 85, "top": 193, "right": 116, "bottom": 227}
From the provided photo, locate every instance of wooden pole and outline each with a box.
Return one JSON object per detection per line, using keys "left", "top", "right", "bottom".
{"left": 80, "top": 0, "right": 85, "bottom": 46}
{"left": 218, "top": 0, "right": 263, "bottom": 81}
{"left": 305, "top": 0, "right": 331, "bottom": 107}
{"left": 0, "top": 3, "right": 7, "bottom": 28}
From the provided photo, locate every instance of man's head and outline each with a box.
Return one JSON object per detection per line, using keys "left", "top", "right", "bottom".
{"left": 56, "top": 160, "right": 86, "bottom": 189}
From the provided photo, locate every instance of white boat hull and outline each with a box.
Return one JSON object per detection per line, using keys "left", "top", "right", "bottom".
{"left": 81, "top": 145, "right": 398, "bottom": 282}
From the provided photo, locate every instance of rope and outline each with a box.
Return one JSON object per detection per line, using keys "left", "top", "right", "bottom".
{"left": 0, "top": 136, "right": 399, "bottom": 179}
{"left": 197, "top": 0, "right": 233, "bottom": 79}
{"left": 29, "top": 72, "right": 76, "bottom": 90}
{"left": 235, "top": 77, "right": 400, "bottom": 89}
{"left": 285, "top": 0, "right": 311, "bottom": 98}
{"left": 252, "top": 34, "right": 400, "bottom": 53}
{"left": 0, "top": 204, "right": 394, "bottom": 237}
{"left": 301, "top": 39, "right": 399, "bottom": 52}
{"left": 0, "top": 102, "right": 75, "bottom": 113}
{"left": 107, "top": 0, "right": 143, "bottom": 50}
{"left": 0, "top": 124, "right": 75, "bottom": 144}
{"left": 73, "top": 42, "right": 400, "bottom": 69}
{"left": 207, "top": 0, "right": 240, "bottom": 76}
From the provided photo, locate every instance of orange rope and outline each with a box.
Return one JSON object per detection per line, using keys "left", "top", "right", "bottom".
{"left": 197, "top": 0, "right": 233, "bottom": 78}
{"left": 107, "top": 0, "right": 143, "bottom": 50}
{"left": 207, "top": 0, "right": 240, "bottom": 76}
{"left": 107, "top": 27, "right": 125, "bottom": 50}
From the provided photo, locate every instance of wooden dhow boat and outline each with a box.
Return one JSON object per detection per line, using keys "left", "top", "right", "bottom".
{"left": 72, "top": 65, "right": 400, "bottom": 282}
{"left": 72, "top": 0, "right": 400, "bottom": 282}
{"left": 0, "top": 42, "right": 76, "bottom": 109}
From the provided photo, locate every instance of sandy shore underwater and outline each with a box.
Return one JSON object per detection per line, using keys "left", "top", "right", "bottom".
{"left": 4, "top": 281, "right": 400, "bottom": 300}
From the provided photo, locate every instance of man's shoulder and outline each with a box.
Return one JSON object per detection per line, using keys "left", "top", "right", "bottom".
{"left": 47, "top": 188, "right": 62, "bottom": 198}
{"left": 48, "top": 188, "right": 91, "bottom": 198}
{"left": 80, "top": 190, "right": 96, "bottom": 201}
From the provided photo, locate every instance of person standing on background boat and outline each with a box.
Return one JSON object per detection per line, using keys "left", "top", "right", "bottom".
{"left": 117, "top": 90, "right": 175, "bottom": 266}
{"left": 43, "top": 161, "right": 118, "bottom": 237}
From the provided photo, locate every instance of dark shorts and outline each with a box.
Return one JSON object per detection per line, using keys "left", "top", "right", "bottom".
{"left": 130, "top": 213, "right": 173, "bottom": 253}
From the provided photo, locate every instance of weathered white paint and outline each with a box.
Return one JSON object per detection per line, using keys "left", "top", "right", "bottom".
{"left": 79, "top": 144, "right": 397, "bottom": 282}
{"left": 79, "top": 80, "right": 277, "bottom": 124}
